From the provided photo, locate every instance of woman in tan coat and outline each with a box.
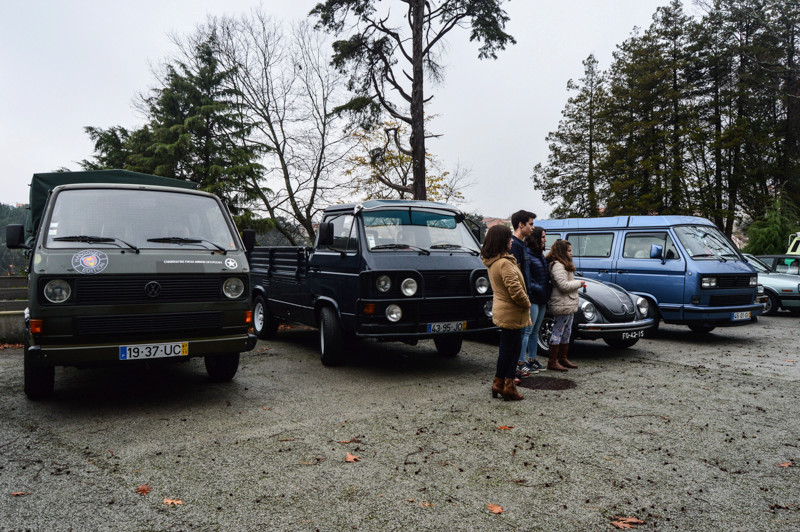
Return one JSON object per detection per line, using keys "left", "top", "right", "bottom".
{"left": 481, "top": 224, "right": 531, "bottom": 401}
{"left": 546, "top": 239, "right": 584, "bottom": 371}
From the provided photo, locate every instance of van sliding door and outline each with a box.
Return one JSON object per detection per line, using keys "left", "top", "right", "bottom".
{"left": 566, "top": 233, "right": 615, "bottom": 282}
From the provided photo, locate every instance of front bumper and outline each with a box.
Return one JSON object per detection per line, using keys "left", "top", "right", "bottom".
{"left": 680, "top": 302, "right": 762, "bottom": 327}
{"left": 576, "top": 318, "right": 655, "bottom": 339}
{"left": 27, "top": 333, "right": 255, "bottom": 367}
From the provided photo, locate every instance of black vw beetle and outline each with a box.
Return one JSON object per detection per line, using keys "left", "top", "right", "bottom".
{"left": 536, "top": 277, "right": 655, "bottom": 354}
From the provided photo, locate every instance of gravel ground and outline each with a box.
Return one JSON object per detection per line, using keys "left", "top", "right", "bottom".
{"left": 1, "top": 315, "right": 799, "bottom": 531}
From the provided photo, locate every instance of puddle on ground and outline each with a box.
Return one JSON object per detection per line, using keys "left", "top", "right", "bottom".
{"left": 516, "top": 376, "right": 576, "bottom": 390}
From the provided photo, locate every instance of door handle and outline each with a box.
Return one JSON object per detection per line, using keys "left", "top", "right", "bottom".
{"left": 617, "top": 270, "right": 627, "bottom": 274}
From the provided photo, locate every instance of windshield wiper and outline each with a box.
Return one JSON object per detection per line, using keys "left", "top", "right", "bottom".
{"left": 429, "top": 243, "right": 479, "bottom": 256}
{"left": 371, "top": 243, "right": 430, "bottom": 255}
{"left": 147, "top": 236, "right": 227, "bottom": 254}
{"left": 53, "top": 235, "right": 139, "bottom": 253}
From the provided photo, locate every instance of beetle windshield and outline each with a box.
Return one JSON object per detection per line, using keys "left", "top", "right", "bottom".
{"left": 362, "top": 209, "right": 479, "bottom": 253}
{"left": 673, "top": 225, "right": 741, "bottom": 261}
{"left": 44, "top": 188, "right": 238, "bottom": 250}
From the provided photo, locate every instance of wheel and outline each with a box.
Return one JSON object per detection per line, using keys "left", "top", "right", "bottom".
{"left": 433, "top": 335, "right": 462, "bottom": 357}
{"left": 24, "top": 338, "right": 54, "bottom": 400}
{"left": 253, "top": 295, "right": 279, "bottom": 340}
{"left": 644, "top": 299, "right": 660, "bottom": 336}
{"left": 536, "top": 316, "right": 554, "bottom": 356}
{"left": 688, "top": 325, "right": 716, "bottom": 334}
{"left": 319, "top": 307, "right": 345, "bottom": 366}
{"left": 204, "top": 353, "right": 240, "bottom": 381}
{"left": 604, "top": 337, "right": 639, "bottom": 349}
{"left": 763, "top": 292, "right": 779, "bottom": 316}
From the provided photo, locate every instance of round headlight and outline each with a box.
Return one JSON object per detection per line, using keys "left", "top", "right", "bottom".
{"left": 376, "top": 275, "right": 392, "bottom": 293}
{"left": 484, "top": 301, "right": 493, "bottom": 318}
{"left": 475, "top": 276, "right": 489, "bottom": 294}
{"left": 44, "top": 279, "right": 71, "bottom": 304}
{"left": 386, "top": 304, "right": 402, "bottom": 322}
{"left": 401, "top": 278, "right": 418, "bottom": 296}
{"left": 223, "top": 277, "right": 245, "bottom": 299}
{"left": 581, "top": 301, "right": 596, "bottom": 321}
{"left": 636, "top": 297, "right": 648, "bottom": 317}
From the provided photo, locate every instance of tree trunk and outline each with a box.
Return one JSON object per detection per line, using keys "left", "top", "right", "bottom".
{"left": 410, "top": 0, "right": 427, "bottom": 200}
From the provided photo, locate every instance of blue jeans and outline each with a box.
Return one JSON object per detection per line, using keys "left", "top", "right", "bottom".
{"left": 519, "top": 303, "right": 547, "bottom": 363}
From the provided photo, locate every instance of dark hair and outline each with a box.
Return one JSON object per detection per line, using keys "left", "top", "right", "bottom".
{"left": 526, "top": 226, "right": 546, "bottom": 253}
{"left": 481, "top": 224, "right": 512, "bottom": 259}
{"left": 510, "top": 210, "right": 536, "bottom": 232}
{"left": 546, "top": 238, "right": 576, "bottom": 272}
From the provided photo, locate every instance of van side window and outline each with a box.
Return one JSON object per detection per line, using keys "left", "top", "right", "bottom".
{"left": 790, "top": 239, "right": 800, "bottom": 253}
{"left": 544, "top": 233, "right": 561, "bottom": 251}
{"left": 568, "top": 233, "right": 613, "bottom": 257}
{"left": 326, "top": 214, "right": 357, "bottom": 252}
{"left": 623, "top": 232, "right": 679, "bottom": 260}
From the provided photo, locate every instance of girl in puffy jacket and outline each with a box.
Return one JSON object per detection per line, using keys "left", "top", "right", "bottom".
{"left": 546, "top": 239, "right": 584, "bottom": 371}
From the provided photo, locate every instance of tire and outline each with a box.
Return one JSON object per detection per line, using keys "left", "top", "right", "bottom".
{"left": 433, "top": 335, "right": 462, "bottom": 357}
{"left": 603, "top": 337, "right": 639, "bottom": 349}
{"left": 536, "top": 316, "right": 554, "bottom": 356}
{"left": 204, "top": 353, "right": 240, "bottom": 382}
{"left": 253, "top": 295, "right": 279, "bottom": 340}
{"left": 644, "top": 300, "right": 660, "bottom": 336}
{"left": 688, "top": 325, "right": 716, "bottom": 334}
{"left": 763, "top": 292, "right": 779, "bottom": 316}
{"left": 24, "top": 338, "right": 54, "bottom": 400}
{"left": 319, "top": 307, "right": 345, "bottom": 366}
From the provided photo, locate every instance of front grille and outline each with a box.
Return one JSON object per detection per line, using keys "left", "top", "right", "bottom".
{"left": 709, "top": 294, "right": 753, "bottom": 307}
{"left": 716, "top": 275, "right": 752, "bottom": 289}
{"left": 418, "top": 299, "right": 479, "bottom": 322}
{"left": 70, "top": 275, "right": 244, "bottom": 305}
{"left": 421, "top": 271, "right": 472, "bottom": 297}
{"left": 76, "top": 312, "right": 222, "bottom": 335}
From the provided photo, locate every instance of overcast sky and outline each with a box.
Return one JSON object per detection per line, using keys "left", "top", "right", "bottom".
{"left": 0, "top": 0, "right": 691, "bottom": 219}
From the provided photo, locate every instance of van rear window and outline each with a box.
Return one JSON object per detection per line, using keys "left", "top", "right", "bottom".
{"left": 567, "top": 233, "right": 613, "bottom": 257}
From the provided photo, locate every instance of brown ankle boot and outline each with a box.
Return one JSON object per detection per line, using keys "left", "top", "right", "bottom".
{"left": 559, "top": 343, "right": 578, "bottom": 369}
{"left": 501, "top": 378, "right": 524, "bottom": 401}
{"left": 548, "top": 343, "right": 568, "bottom": 372}
{"left": 492, "top": 376, "right": 504, "bottom": 399}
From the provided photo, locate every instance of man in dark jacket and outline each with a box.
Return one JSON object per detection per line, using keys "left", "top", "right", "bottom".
{"left": 509, "top": 210, "right": 536, "bottom": 376}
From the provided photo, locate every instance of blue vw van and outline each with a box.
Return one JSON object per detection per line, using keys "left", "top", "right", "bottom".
{"left": 535, "top": 216, "right": 762, "bottom": 333}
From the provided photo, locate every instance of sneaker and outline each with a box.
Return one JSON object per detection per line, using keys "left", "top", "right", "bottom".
{"left": 529, "top": 359, "right": 546, "bottom": 371}
{"left": 513, "top": 377, "right": 521, "bottom": 384}
{"left": 515, "top": 365, "right": 529, "bottom": 378}
{"left": 521, "top": 364, "right": 538, "bottom": 375}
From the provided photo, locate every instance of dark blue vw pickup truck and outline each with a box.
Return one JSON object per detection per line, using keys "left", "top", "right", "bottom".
{"left": 246, "top": 200, "right": 496, "bottom": 365}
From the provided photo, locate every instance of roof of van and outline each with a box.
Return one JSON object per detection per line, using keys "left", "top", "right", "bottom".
{"left": 325, "top": 199, "right": 460, "bottom": 213}
{"left": 536, "top": 215, "right": 715, "bottom": 230}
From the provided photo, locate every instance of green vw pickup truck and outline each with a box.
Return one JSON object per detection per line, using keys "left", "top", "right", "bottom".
{"left": 6, "top": 170, "right": 256, "bottom": 399}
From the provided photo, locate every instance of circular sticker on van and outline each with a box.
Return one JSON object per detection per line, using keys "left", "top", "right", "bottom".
{"left": 224, "top": 258, "right": 238, "bottom": 269}
{"left": 72, "top": 250, "right": 109, "bottom": 274}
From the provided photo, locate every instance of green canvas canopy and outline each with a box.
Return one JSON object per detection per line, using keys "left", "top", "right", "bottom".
{"left": 26, "top": 170, "right": 197, "bottom": 241}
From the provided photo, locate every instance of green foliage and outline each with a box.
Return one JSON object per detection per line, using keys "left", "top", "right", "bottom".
{"left": 743, "top": 195, "right": 800, "bottom": 254}
{"left": 0, "top": 204, "right": 29, "bottom": 275}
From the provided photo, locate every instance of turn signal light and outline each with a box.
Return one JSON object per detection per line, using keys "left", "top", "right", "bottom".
{"left": 363, "top": 303, "right": 376, "bottom": 315}
{"left": 30, "top": 319, "right": 43, "bottom": 334}
{"left": 244, "top": 310, "right": 252, "bottom": 324}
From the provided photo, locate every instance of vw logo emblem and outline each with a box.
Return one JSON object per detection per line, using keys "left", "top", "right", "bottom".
{"left": 145, "top": 281, "right": 162, "bottom": 298}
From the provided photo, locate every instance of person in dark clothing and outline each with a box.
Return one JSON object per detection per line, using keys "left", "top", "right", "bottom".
{"left": 509, "top": 210, "right": 536, "bottom": 376}
{"left": 519, "top": 226, "right": 550, "bottom": 371}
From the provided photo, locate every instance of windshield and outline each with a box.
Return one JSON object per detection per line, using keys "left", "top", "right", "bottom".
{"left": 745, "top": 255, "right": 771, "bottom": 273}
{"left": 44, "top": 189, "right": 238, "bottom": 250}
{"left": 362, "top": 209, "right": 479, "bottom": 253}
{"left": 673, "top": 225, "right": 741, "bottom": 261}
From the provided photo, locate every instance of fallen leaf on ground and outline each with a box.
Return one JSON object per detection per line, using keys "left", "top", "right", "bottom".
{"left": 785, "top": 359, "right": 797, "bottom": 363}
{"left": 0, "top": 343, "right": 23, "bottom": 350}
{"left": 261, "top": 406, "right": 271, "bottom": 410}
{"left": 496, "top": 426, "right": 514, "bottom": 430}
{"left": 163, "top": 498, "right": 183, "bottom": 506}
{"left": 11, "top": 492, "right": 31, "bottom": 496}
{"left": 345, "top": 452, "right": 361, "bottom": 463}
{"left": 338, "top": 437, "right": 363, "bottom": 444}
{"left": 136, "top": 484, "right": 153, "bottom": 495}
{"left": 777, "top": 462, "right": 793, "bottom": 468}
{"left": 420, "top": 501, "right": 434, "bottom": 507}
{"left": 612, "top": 516, "right": 645, "bottom": 529}
{"left": 486, "top": 503, "right": 504, "bottom": 514}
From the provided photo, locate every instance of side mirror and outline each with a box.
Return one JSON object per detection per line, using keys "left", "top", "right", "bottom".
{"left": 317, "top": 222, "right": 333, "bottom": 247}
{"left": 650, "top": 244, "right": 664, "bottom": 260}
{"left": 6, "top": 224, "right": 29, "bottom": 249}
{"left": 241, "top": 229, "right": 256, "bottom": 253}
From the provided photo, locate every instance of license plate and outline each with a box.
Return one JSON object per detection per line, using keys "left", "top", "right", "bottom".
{"left": 120, "top": 342, "right": 188, "bottom": 360}
{"left": 621, "top": 330, "right": 644, "bottom": 340}
{"left": 427, "top": 321, "right": 466, "bottom": 333}
{"left": 732, "top": 311, "right": 751, "bottom": 321}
